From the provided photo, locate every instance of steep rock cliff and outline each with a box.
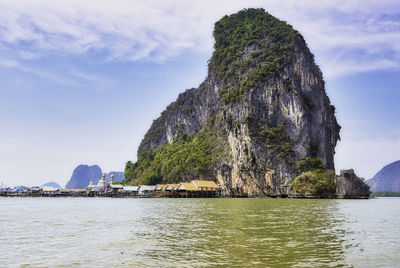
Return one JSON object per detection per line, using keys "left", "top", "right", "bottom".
{"left": 126, "top": 8, "right": 340, "bottom": 196}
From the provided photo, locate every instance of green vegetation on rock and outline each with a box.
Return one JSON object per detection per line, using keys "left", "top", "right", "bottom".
{"left": 210, "top": 8, "right": 299, "bottom": 103}
{"left": 290, "top": 157, "right": 337, "bottom": 196}
{"left": 295, "top": 157, "right": 325, "bottom": 173}
{"left": 124, "top": 127, "right": 228, "bottom": 185}
{"left": 260, "top": 123, "right": 295, "bottom": 161}
{"left": 290, "top": 169, "right": 336, "bottom": 196}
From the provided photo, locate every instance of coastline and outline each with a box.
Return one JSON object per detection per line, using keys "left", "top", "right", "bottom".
{"left": 0, "top": 193, "right": 370, "bottom": 199}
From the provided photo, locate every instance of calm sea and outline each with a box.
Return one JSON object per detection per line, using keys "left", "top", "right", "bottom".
{"left": 1, "top": 197, "right": 399, "bottom": 267}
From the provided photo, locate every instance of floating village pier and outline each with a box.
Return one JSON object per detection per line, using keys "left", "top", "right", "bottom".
{"left": 0, "top": 174, "right": 222, "bottom": 198}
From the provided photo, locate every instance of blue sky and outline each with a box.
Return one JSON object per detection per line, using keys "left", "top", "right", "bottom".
{"left": 0, "top": 0, "right": 399, "bottom": 186}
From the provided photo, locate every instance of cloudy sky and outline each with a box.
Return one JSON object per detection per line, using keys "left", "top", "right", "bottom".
{"left": 0, "top": 0, "right": 399, "bottom": 186}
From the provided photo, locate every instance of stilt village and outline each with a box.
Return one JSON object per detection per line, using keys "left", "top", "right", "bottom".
{"left": 0, "top": 174, "right": 222, "bottom": 198}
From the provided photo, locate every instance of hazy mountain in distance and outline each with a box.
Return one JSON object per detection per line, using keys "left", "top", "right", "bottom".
{"left": 366, "top": 160, "right": 400, "bottom": 192}
{"left": 41, "top": 182, "right": 62, "bottom": 188}
{"left": 65, "top": 165, "right": 124, "bottom": 188}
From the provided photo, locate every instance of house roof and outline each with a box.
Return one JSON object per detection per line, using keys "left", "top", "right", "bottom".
{"left": 110, "top": 184, "right": 123, "bottom": 189}
{"left": 59, "top": 188, "right": 71, "bottom": 193}
{"left": 155, "top": 184, "right": 167, "bottom": 191}
{"left": 91, "top": 186, "right": 104, "bottom": 192}
{"left": 165, "top": 184, "right": 180, "bottom": 191}
{"left": 191, "top": 180, "right": 220, "bottom": 190}
{"left": 41, "top": 186, "right": 56, "bottom": 190}
{"left": 42, "top": 188, "right": 58, "bottom": 192}
{"left": 70, "top": 189, "right": 87, "bottom": 192}
{"left": 13, "top": 186, "right": 29, "bottom": 192}
{"left": 123, "top": 186, "right": 139, "bottom": 191}
{"left": 139, "top": 185, "right": 157, "bottom": 191}
{"left": 177, "top": 182, "right": 199, "bottom": 191}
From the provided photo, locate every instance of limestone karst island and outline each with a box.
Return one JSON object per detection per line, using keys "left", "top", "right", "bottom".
{"left": 3, "top": 4, "right": 400, "bottom": 267}
{"left": 1, "top": 9, "right": 370, "bottom": 199}
{"left": 121, "top": 8, "right": 369, "bottom": 199}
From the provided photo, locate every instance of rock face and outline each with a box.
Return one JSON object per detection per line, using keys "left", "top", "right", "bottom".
{"left": 366, "top": 160, "right": 400, "bottom": 192}
{"left": 41, "top": 182, "right": 61, "bottom": 188}
{"left": 336, "top": 169, "right": 370, "bottom": 198}
{"left": 65, "top": 165, "right": 125, "bottom": 188}
{"left": 127, "top": 8, "right": 340, "bottom": 196}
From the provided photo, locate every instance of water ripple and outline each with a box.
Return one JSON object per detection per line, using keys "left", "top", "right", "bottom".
{"left": 1, "top": 197, "right": 400, "bottom": 267}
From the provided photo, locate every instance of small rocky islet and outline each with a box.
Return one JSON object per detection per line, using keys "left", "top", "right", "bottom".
{"left": 123, "top": 8, "right": 370, "bottom": 198}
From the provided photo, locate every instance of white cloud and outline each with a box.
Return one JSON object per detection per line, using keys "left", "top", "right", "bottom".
{"left": 0, "top": 52, "right": 113, "bottom": 88}
{"left": 0, "top": 59, "right": 18, "bottom": 68}
{"left": 0, "top": 0, "right": 399, "bottom": 77}
{"left": 0, "top": 58, "right": 82, "bottom": 86}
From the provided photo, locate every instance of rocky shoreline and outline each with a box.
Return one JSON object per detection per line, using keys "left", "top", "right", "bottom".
{"left": 1, "top": 169, "right": 370, "bottom": 199}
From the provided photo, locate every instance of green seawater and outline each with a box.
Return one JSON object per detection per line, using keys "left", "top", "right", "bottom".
{"left": 1, "top": 197, "right": 399, "bottom": 267}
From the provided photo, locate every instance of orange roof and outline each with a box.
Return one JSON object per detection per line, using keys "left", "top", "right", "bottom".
{"left": 191, "top": 180, "right": 219, "bottom": 189}
{"left": 177, "top": 182, "right": 199, "bottom": 191}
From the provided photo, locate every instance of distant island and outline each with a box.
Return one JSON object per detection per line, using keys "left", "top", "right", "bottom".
{"left": 370, "top": 192, "right": 400, "bottom": 197}
{"left": 366, "top": 160, "right": 400, "bottom": 193}
{"left": 41, "top": 182, "right": 62, "bottom": 189}
{"left": 65, "top": 164, "right": 124, "bottom": 189}
{"left": 123, "top": 8, "right": 369, "bottom": 198}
